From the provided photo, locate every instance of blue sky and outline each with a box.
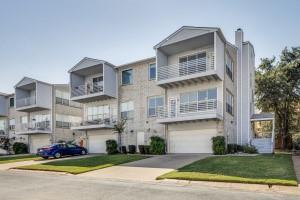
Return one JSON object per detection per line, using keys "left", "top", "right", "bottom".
{"left": 0, "top": 0, "right": 299, "bottom": 93}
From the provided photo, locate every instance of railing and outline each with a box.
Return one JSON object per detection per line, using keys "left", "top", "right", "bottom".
{"left": 71, "top": 116, "right": 117, "bottom": 128}
{"left": 18, "top": 121, "right": 51, "bottom": 132}
{"left": 16, "top": 96, "right": 36, "bottom": 108}
{"left": 157, "top": 99, "right": 221, "bottom": 119}
{"left": 71, "top": 83, "right": 104, "bottom": 97}
{"left": 158, "top": 52, "right": 215, "bottom": 81}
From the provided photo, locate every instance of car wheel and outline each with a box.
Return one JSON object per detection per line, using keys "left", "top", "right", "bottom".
{"left": 81, "top": 150, "right": 86, "bottom": 155}
{"left": 42, "top": 157, "right": 48, "bottom": 159}
{"left": 54, "top": 152, "right": 61, "bottom": 159}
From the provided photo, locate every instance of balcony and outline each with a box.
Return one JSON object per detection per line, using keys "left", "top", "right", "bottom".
{"left": 157, "top": 52, "right": 221, "bottom": 87}
{"left": 69, "top": 58, "right": 117, "bottom": 103}
{"left": 15, "top": 77, "right": 52, "bottom": 112}
{"left": 15, "top": 121, "right": 52, "bottom": 135}
{"left": 156, "top": 99, "right": 222, "bottom": 124}
{"left": 71, "top": 116, "right": 116, "bottom": 130}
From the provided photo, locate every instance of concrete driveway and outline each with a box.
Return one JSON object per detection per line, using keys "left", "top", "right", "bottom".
{"left": 79, "top": 154, "right": 209, "bottom": 181}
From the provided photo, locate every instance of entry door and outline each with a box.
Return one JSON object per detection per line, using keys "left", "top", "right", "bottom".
{"left": 169, "top": 98, "right": 177, "bottom": 118}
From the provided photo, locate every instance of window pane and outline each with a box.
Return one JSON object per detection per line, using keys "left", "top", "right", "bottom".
{"left": 149, "top": 98, "right": 156, "bottom": 108}
{"left": 9, "top": 98, "right": 14, "bottom": 107}
{"left": 156, "top": 97, "right": 164, "bottom": 106}
{"left": 149, "top": 64, "right": 156, "bottom": 80}
{"left": 122, "top": 69, "right": 133, "bottom": 85}
{"left": 148, "top": 108, "right": 156, "bottom": 116}
{"left": 180, "top": 93, "right": 189, "bottom": 104}
{"left": 198, "top": 91, "right": 207, "bottom": 101}
{"left": 208, "top": 89, "right": 217, "bottom": 99}
{"left": 189, "top": 92, "right": 197, "bottom": 102}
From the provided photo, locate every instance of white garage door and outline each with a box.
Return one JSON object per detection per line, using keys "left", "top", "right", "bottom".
{"left": 88, "top": 133, "right": 117, "bottom": 153}
{"left": 30, "top": 134, "right": 50, "bottom": 153}
{"left": 169, "top": 129, "right": 217, "bottom": 153}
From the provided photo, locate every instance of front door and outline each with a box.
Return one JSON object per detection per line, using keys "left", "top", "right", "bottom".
{"left": 169, "top": 98, "right": 177, "bottom": 118}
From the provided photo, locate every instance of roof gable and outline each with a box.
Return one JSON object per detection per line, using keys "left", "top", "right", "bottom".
{"left": 68, "top": 57, "right": 116, "bottom": 73}
{"left": 154, "top": 26, "right": 220, "bottom": 49}
{"left": 15, "top": 77, "right": 37, "bottom": 88}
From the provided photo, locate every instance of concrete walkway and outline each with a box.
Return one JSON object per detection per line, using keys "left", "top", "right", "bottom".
{"left": 0, "top": 154, "right": 95, "bottom": 171}
{"left": 79, "top": 154, "right": 209, "bottom": 181}
{"left": 292, "top": 155, "right": 300, "bottom": 183}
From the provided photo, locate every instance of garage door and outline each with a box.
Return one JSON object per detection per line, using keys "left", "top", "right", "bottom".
{"left": 88, "top": 133, "right": 117, "bottom": 153}
{"left": 30, "top": 134, "right": 50, "bottom": 153}
{"left": 169, "top": 129, "right": 217, "bottom": 153}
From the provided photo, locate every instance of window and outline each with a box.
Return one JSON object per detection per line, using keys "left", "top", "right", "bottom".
{"left": 86, "top": 105, "right": 110, "bottom": 121}
{"left": 149, "top": 63, "right": 156, "bottom": 80}
{"left": 148, "top": 96, "right": 164, "bottom": 117}
{"left": 56, "top": 114, "right": 81, "bottom": 129}
{"left": 226, "top": 91, "right": 234, "bottom": 115}
{"left": 179, "top": 52, "right": 207, "bottom": 76}
{"left": 180, "top": 88, "right": 217, "bottom": 113}
{"left": 55, "top": 90, "right": 70, "bottom": 106}
{"left": 0, "top": 120, "right": 6, "bottom": 131}
{"left": 121, "top": 101, "right": 134, "bottom": 119}
{"left": 20, "top": 116, "right": 28, "bottom": 124}
{"left": 31, "top": 114, "right": 51, "bottom": 130}
{"left": 9, "top": 97, "right": 14, "bottom": 107}
{"left": 226, "top": 53, "right": 233, "bottom": 80}
{"left": 122, "top": 69, "right": 133, "bottom": 85}
{"left": 92, "top": 76, "right": 103, "bottom": 92}
{"left": 9, "top": 119, "right": 15, "bottom": 131}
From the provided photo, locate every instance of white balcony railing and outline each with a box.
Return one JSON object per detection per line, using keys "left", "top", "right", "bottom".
{"left": 158, "top": 52, "right": 215, "bottom": 81}
{"left": 71, "top": 83, "right": 104, "bottom": 97}
{"left": 157, "top": 99, "right": 221, "bottom": 120}
{"left": 71, "top": 115, "right": 117, "bottom": 128}
{"left": 16, "top": 96, "right": 36, "bottom": 108}
{"left": 18, "top": 121, "right": 51, "bottom": 132}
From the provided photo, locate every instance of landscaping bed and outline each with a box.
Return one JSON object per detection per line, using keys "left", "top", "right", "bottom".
{"left": 157, "top": 154, "right": 298, "bottom": 186}
{"left": 0, "top": 154, "right": 39, "bottom": 164}
{"left": 14, "top": 154, "right": 148, "bottom": 174}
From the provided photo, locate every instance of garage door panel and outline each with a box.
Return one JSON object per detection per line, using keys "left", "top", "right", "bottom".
{"left": 88, "top": 133, "right": 116, "bottom": 153}
{"left": 30, "top": 135, "right": 50, "bottom": 154}
{"left": 169, "top": 130, "right": 216, "bottom": 153}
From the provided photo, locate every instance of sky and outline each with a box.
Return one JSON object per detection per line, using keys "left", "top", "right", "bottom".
{"left": 0, "top": 0, "right": 299, "bottom": 93}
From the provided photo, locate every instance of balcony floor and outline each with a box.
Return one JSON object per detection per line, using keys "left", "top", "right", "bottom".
{"left": 157, "top": 71, "right": 221, "bottom": 88}
{"left": 15, "top": 130, "right": 52, "bottom": 135}
{"left": 16, "top": 105, "right": 50, "bottom": 112}
{"left": 71, "top": 124, "right": 114, "bottom": 130}
{"left": 157, "top": 112, "right": 222, "bottom": 124}
{"left": 70, "top": 93, "right": 115, "bottom": 103}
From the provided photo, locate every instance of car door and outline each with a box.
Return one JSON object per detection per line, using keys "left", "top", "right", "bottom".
{"left": 59, "top": 144, "right": 68, "bottom": 156}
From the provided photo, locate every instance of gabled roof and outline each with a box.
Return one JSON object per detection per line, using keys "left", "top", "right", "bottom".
{"left": 116, "top": 56, "right": 156, "bottom": 68}
{"left": 0, "top": 92, "right": 9, "bottom": 97}
{"left": 14, "top": 77, "right": 51, "bottom": 88}
{"left": 251, "top": 113, "right": 274, "bottom": 121}
{"left": 68, "top": 57, "right": 116, "bottom": 73}
{"left": 154, "top": 26, "right": 227, "bottom": 49}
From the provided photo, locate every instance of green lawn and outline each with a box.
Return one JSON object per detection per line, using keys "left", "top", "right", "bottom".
{"left": 157, "top": 154, "right": 298, "bottom": 186}
{"left": 14, "top": 154, "right": 148, "bottom": 174}
{"left": 0, "top": 154, "right": 39, "bottom": 164}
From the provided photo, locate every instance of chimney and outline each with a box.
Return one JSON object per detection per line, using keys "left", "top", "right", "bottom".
{"left": 235, "top": 28, "right": 244, "bottom": 49}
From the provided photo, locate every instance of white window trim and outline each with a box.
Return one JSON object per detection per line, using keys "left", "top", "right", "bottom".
{"left": 147, "top": 96, "right": 164, "bottom": 117}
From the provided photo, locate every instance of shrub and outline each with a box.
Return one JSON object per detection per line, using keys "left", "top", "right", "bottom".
{"left": 121, "top": 146, "right": 127, "bottom": 154}
{"left": 12, "top": 142, "right": 28, "bottom": 154}
{"left": 293, "top": 134, "right": 300, "bottom": 150}
{"left": 128, "top": 145, "right": 136, "bottom": 154}
{"left": 144, "top": 145, "right": 150, "bottom": 154}
{"left": 237, "top": 144, "right": 244, "bottom": 152}
{"left": 212, "top": 136, "right": 226, "bottom": 155}
{"left": 138, "top": 145, "right": 145, "bottom": 154}
{"left": 243, "top": 144, "right": 258, "bottom": 154}
{"left": 149, "top": 136, "right": 165, "bottom": 155}
{"left": 106, "top": 140, "right": 118, "bottom": 154}
{"left": 227, "top": 144, "right": 238, "bottom": 154}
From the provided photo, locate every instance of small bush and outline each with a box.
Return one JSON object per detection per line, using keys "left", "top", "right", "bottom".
{"left": 121, "top": 146, "right": 127, "bottom": 154}
{"left": 212, "top": 136, "right": 226, "bottom": 155}
{"left": 128, "top": 145, "right": 136, "bottom": 154}
{"left": 12, "top": 142, "right": 28, "bottom": 154}
{"left": 106, "top": 140, "right": 118, "bottom": 154}
{"left": 138, "top": 145, "right": 145, "bottom": 154}
{"left": 227, "top": 144, "right": 238, "bottom": 154}
{"left": 237, "top": 145, "right": 244, "bottom": 152}
{"left": 149, "top": 136, "right": 165, "bottom": 155}
{"left": 243, "top": 144, "right": 258, "bottom": 154}
{"left": 144, "top": 145, "right": 150, "bottom": 154}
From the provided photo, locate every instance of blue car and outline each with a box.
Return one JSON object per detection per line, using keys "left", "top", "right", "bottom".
{"left": 37, "top": 143, "right": 88, "bottom": 159}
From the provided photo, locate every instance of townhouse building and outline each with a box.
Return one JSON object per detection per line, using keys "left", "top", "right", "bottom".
{"left": 11, "top": 77, "right": 83, "bottom": 153}
{"left": 68, "top": 26, "right": 272, "bottom": 154}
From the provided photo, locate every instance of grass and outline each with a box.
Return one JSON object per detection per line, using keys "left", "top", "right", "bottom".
{"left": 0, "top": 154, "right": 40, "bottom": 164}
{"left": 157, "top": 154, "right": 298, "bottom": 186}
{"left": 14, "top": 154, "right": 148, "bottom": 174}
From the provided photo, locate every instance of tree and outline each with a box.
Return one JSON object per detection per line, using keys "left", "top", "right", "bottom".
{"left": 256, "top": 47, "right": 300, "bottom": 149}
{"left": 113, "top": 119, "right": 127, "bottom": 152}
